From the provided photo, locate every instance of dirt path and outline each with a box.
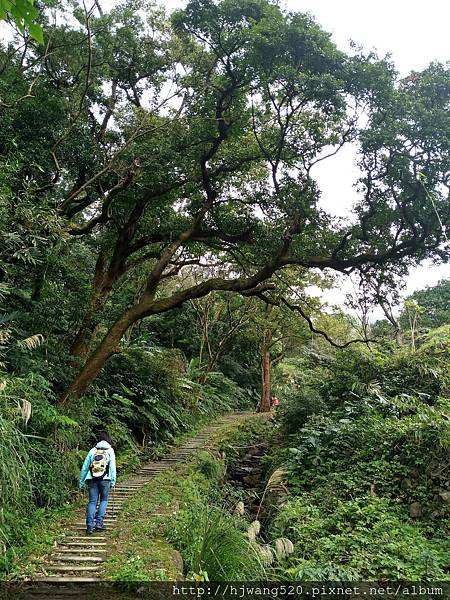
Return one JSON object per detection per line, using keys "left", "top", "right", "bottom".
{"left": 29, "top": 412, "right": 253, "bottom": 584}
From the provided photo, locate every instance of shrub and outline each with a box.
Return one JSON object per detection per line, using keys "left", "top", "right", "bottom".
{"left": 273, "top": 496, "right": 449, "bottom": 580}
{"left": 192, "top": 452, "right": 225, "bottom": 482}
{"left": 169, "top": 481, "right": 265, "bottom": 581}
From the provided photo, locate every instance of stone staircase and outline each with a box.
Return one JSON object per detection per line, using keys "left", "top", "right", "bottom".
{"left": 28, "top": 412, "right": 251, "bottom": 584}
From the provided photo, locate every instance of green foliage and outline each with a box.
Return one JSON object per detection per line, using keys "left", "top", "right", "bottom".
{"left": 104, "top": 417, "right": 269, "bottom": 582}
{"left": 270, "top": 335, "right": 450, "bottom": 581}
{"left": 1, "top": 0, "right": 450, "bottom": 582}
{"left": 0, "top": 413, "right": 32, "bottom": 553}
{"left": 215, "top": 416, "right": 274, "bottom": 466}
{"left": 273, "top": 496, "right": 449, "bottom": 580}
{"left": 192, "top": 451, "right": 225, "bottom": 482}
{"left": 169, "top": 480, "right": 265, "bottom": 581}
{"left": 280, "top": 384, "right": 325, "bottom": 433}
{"left": 400, "top": 280, "right": 450, "bottom": 331}
{"left": 94, "top": 346, "right": 249, "bottom": 449}
{"left": 0, "top": 0, "right": 45, "bottom": 43}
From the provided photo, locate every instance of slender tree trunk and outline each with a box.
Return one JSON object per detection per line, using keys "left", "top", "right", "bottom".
{"left": 31, "top": 262, "right": 49, "bottom": 302}
{"left": 197, "top": 352, "right": 219, "bottom": 385}
{"left": 259, "top": 329, "right": 272, "bottom": 412}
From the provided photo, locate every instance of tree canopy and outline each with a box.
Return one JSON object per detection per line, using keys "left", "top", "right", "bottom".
{"left": 1, "top": 0, "right": 449, "bottom": 404}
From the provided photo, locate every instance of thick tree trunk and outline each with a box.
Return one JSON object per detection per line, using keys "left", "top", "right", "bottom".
{"left": 60, "top": 313, "right": 133, "bottom": 406}
{"left": 59, "top": 249, "right": 283, "bottom": 408}
{"left": 69, "top": 253, "right": 119, "bottom": 361}
{"left": 69, "top": 287, "right": 111, "bottom": 360}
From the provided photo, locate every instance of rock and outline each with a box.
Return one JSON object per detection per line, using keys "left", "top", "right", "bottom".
{"left": 243, "top": 474, "right": 261, "bottom": 487}
{"left": 235, "top": 466, "right": 253, "bottom": 474}
{"left": 409, "top": 502, "right": 422, "bottom": 518}
{"left": 247, "top": 446, "right": 262, "bottom": 457}
{"left": 439, "top": 491, "right": 450, "bottom": 503}
{"left": 171, "top": 550, "right": 184, "bottom": 578}
{"left": 400, "top": 478, "right": 413, "bottom": 490}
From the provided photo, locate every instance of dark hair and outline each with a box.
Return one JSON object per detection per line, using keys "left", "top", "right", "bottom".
{"left": 97, "top": 431, "right": 113, "bottom": 446}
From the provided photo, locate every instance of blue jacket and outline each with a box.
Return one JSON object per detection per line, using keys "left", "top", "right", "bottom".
{"left": 79, "top": 441, "right": 116, "bottom": 489}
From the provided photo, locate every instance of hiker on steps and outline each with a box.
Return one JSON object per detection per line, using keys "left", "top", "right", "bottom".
{"left": 79, "top": 431, "right": 116, "bottom": 535}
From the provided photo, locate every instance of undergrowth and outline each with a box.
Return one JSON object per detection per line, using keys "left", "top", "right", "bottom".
{"left": 266, "top": 341, "right": 450, "bottom": 581}
{"left": 103, "top": 415, "right": 273, "bottom": 583}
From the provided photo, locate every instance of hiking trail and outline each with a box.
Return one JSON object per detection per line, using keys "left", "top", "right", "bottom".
{"left": 28, "top": 412, "right": 253, "bottom": 584}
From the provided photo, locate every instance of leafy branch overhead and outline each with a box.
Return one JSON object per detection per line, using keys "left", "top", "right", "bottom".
{"left": 1, "top": 0, "right": 449, "bottom": 405}
{"left": 0, "top": 0, "right": 46, "bottom": 43}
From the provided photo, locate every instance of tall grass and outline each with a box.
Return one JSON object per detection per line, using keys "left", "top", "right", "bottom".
{"left": 0, "top": 414, "right": 33, "bottom": 552}
{"left": 170, "top": 493, "right": 266, "bottom": 580}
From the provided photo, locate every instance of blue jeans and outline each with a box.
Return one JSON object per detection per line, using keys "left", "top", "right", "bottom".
{"left": 86, "top": 479, "right": 110, "bottom": 528}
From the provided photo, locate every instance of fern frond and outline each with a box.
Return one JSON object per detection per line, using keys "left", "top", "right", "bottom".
{"left": 18, "top": 334, "right": 45, "bottom": 350}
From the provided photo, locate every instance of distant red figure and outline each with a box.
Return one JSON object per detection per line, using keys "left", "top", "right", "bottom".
{"left": 271, "top": 395, "right": 279, "bottom": 409}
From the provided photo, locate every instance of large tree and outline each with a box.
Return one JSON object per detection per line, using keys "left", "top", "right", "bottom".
{"left": 2, "top": 0, "right": 449, "bottom": 406}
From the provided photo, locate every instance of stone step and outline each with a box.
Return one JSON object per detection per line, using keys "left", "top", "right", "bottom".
{"left": 50, "top": 555, "right": 104, "bottom": 562}
{"left": 74, "top": 514, "right": 117, "bottom": 519}
{"left": 44, "top": 565, "right": 100, "bottom": 572}
{"left": 73, "top": 513, "right": 114, "bottom": 525}
{"left": 73, "top": 521, "right": 115, "bottom": 526}
{"left": 139, "top": 469, "right": 166, "bottom": 473}
{"left": 116, "top": 485, "right": 141, "bottom": 488}
{"left": 56, "top": 547, "right": 105, "bottom": 553}
{"left": 30, "top": 414, "right": 249, "bottom": 583}
{"left": 63, "top": 536, "right": 106, "bottom": 541}
{"left": 142, "top": 468, "right": 162, "bottom": 472}
{"left": 181, "top": 443, "right": 205, "bottom": 447}
{"left": 139, "top": 467, "right": 167, "bottom": 470}
{"left": 74, "top": 512, "right": 120, "bottom": 517}
{"left": 33, "top": 576, "right": 100, "bottom": 583}
{"left": 60, "top": 542, "right": 107, "bottom": 547}
{"left": 68, "top": 527, "right": 101, "bottom": 532}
